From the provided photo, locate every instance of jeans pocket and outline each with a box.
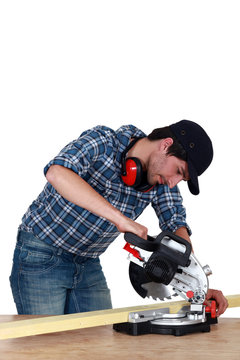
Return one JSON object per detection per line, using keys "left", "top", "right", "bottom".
{"left": 19, "top": 244, "right": 59, "bottom": 275}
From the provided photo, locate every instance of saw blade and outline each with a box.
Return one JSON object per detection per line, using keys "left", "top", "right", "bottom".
{"left": 141, "top": 282, "right": 173, "bottom": 301}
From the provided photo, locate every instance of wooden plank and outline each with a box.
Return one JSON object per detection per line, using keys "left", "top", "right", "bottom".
{"left": 0, "top": 301, "right": 184, "bottom": 340}
{"left": 226, "top": 293, "right": 240, "bottom": 308}
{"left": 0, "top": 294, "right": 239, "bottom": 340}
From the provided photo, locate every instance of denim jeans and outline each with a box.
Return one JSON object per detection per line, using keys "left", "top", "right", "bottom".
{"left": 10, "top": 230, "right": 112, "bottom": 315}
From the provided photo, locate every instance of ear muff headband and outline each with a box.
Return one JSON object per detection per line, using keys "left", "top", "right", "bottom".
{"left": 121, "top": 138, "right": 141, "bottom": 177}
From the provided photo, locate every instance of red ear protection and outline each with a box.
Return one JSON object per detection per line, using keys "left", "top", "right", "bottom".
{"left": 121, "top": 138, "right": 155, "bottom": 192}
{"left": 121, "top": 157, "right": 143, "bottom": 187}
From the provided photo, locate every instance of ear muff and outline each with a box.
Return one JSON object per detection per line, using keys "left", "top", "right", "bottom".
{"left": 121, "top": 157, "right": 143, "bottom": 187}
{"left": 121, "top": 138, "right": 155, "bottom": 192}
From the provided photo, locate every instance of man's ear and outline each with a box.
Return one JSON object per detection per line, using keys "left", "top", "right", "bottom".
{"left": 159, "top": 137, "right": 174, "bottom": 152}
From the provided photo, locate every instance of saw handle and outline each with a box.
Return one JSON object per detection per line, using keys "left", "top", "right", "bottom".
{"left": 124, "top": 232, "right": 158, "bottom": 251}
{"left": 124, "top": 231, "right": 192, "bottom": 267}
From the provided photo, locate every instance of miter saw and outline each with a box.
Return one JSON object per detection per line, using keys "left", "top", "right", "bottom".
{"left": 113, "top": 231, "right": 217, "bottom": 336}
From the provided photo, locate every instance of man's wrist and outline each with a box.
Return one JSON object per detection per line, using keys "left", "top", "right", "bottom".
{"left": 110, "top": 210, "right": 127, "bottom": 229}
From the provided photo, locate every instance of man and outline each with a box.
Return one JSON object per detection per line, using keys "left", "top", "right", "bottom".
{"left": 10, "top": 120, "right": 228, "bottom": 315}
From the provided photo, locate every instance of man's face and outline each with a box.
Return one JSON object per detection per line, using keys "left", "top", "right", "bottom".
{"left": 147, "top": 150, "right": 190, "bottom": 189}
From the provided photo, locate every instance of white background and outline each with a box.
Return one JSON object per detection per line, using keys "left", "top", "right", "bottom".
{"left": 0, "top": 1, "right": 239, "bottom": 317}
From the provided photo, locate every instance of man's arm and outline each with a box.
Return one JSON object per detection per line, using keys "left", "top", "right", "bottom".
{"left": 46, "top": 164, "right": 148, "bottom": 239}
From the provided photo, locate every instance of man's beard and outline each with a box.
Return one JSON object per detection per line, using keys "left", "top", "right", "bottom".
{"left": 147, "top": 153, "right": 168, "bottom": 185}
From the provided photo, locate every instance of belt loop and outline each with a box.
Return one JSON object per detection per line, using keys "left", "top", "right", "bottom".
{"left": 57, "top": 248, "right": 63, "bottom": 256}
{"left": 16, "top": 230, "right": 24, "bottom": 247}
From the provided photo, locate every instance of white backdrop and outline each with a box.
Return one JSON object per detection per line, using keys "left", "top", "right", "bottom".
{"left": 0, "top": 1, "right": 239, "bottom": 317}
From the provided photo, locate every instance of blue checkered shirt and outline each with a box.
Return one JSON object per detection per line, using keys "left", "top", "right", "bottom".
{"left": 20, "top": 125, "right": 191, "bottom": 258}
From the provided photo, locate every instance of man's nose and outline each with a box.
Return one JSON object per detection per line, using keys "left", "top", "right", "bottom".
{"left": 168, "top": 175, "right": 183, "bottom": 188}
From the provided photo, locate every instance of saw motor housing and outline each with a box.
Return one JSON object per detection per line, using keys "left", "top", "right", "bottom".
{"left": 138, "top": 231, "right": 191, "bottom": 286}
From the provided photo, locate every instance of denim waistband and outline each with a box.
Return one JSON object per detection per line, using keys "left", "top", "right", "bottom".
{"left": 16, "top": 230, "right": 94, "bottom": 264}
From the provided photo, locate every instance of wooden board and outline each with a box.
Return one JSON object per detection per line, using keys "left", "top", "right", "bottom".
{"left": 0, "top": 294, "right": 239, "bottom": 340}
{"left": 0, "top": 316, "right": 239, "bottom": 360}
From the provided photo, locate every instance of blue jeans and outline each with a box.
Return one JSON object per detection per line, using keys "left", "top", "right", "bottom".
{"left": 10, "top": 230, "right": 112, "bottom": 315}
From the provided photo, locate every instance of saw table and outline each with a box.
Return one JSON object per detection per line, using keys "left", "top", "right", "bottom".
{"left": 0, "top": 315, "right": 239, "bottom": 360}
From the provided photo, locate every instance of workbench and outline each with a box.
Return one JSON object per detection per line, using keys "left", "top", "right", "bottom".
{"left": 0, "top": 316, "right": 239, "bottom": 360}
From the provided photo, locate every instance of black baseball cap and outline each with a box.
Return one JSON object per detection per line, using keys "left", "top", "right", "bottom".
{"left": 169, "top": 120, "right": 213, "bottom": 195}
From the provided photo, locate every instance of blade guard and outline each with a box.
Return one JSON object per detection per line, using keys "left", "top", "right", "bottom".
{"left": 128, "top": 261, "right": 149, "bottom": 298}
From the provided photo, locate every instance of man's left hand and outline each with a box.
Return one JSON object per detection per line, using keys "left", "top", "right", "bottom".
{"left": 205, "top": 289, "right": 228, "bottom": 317}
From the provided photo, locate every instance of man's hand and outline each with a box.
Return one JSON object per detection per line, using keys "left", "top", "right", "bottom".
{"left": 205, "top": 289, "right": 228, "bottom": 317}
{"left": 174, "top": 227, "right": 193, "bottom": 251}
{"left": 116, "top": 216, "right": 148, "bottom": 240}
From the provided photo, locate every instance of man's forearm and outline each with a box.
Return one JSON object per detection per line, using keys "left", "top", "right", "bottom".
{"left": 45, "top": 165, "right": 148, "bottom": 238}
{"left": 46, "top": 165, "right": 122, "bottom": 224}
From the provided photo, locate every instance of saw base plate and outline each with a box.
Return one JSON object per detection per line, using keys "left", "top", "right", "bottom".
{"left": 113, "top": 313, "right": 218, "bottom": 337}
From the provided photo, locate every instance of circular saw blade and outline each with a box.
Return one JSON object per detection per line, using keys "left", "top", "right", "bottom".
{"left": 141, "top": 282, "right": 173, "bottom": 301}
{"left": 129, "top": 261, "right": 175, "bottom": 301}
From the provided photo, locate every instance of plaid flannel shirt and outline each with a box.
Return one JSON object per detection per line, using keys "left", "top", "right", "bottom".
{"left": 20, "top": 125, "right": 191, "bottom": 258}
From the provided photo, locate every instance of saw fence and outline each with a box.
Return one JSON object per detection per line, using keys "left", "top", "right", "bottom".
{"left": 0, "top": 294, "right": 239, "bottom": 340}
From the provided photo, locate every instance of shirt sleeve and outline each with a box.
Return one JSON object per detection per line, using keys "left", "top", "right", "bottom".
{"left": 151, "top": 185, "right": 192, "bottom": 235}
{"left": 43, "top": 127, "right": 109, "bottom": 177}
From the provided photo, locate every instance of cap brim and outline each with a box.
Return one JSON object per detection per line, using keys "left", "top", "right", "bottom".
{"left": 187, "top": 160, "right": 200, "bottom": 195}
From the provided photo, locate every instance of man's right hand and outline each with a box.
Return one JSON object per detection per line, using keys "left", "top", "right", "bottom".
{"left": 115, "top": 215, "right": 148, "bottom": 240}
